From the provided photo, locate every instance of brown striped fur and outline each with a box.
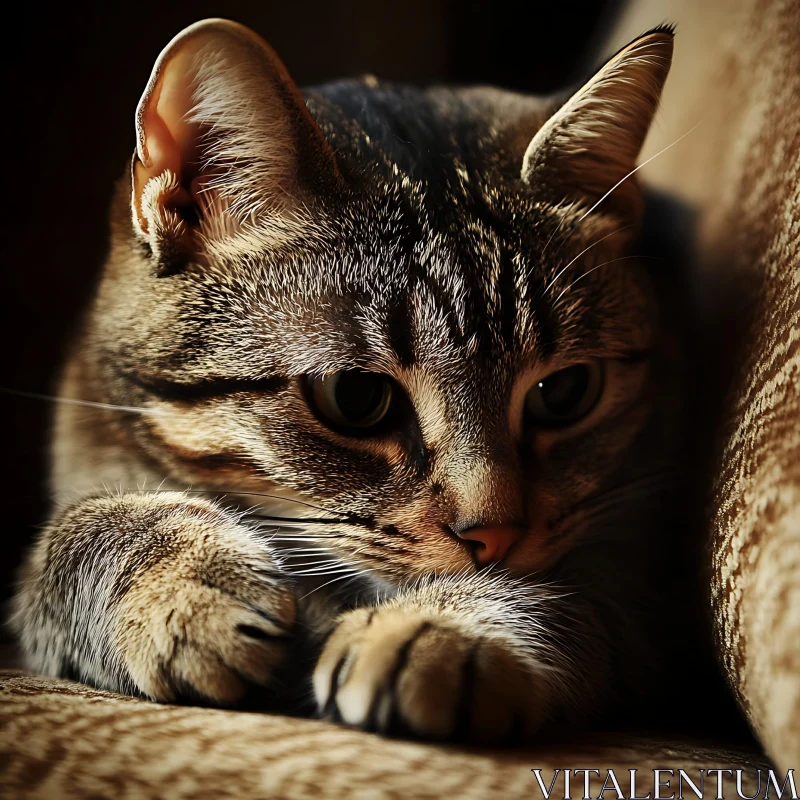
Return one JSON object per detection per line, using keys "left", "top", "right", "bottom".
{"left": 2, "top": 6, "right": 765, "bottom": 762}
{"left": 3, "top": 0, "right": 798, "bottom": 792}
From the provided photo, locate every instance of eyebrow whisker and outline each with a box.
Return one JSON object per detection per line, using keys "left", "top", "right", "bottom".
{"left": 552, "top": 255, "right": 657, "bottom": 304}
{"left": 543, "top": 225, "right": 632, "bottom": 297}
{"left": 576, "top": 122, "right": 701, "bottom": 225}
{"left": 541, "top": 122, "right": 699, "bottom": 258}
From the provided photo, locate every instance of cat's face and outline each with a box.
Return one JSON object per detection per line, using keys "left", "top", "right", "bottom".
{"left": 97, "top": 20, "right": 674, "bottom": 583}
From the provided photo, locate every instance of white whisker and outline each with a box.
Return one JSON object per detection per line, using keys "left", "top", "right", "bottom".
{"left": 541, "top": 122, "right": 699, "bottom": 258}
{"left": 0, "top": 387, "right": 168, "bottom": 416}
{"left": 299, "top": 570, "right": 374, "bottom": 600}
{"left": 263, "top": 537, "right": 338, "bottom": 546}
{"left": 291, "top": 565, "right": 363, "bottom": 577}
{"left": 250, "top": 519, "right": 344, "bottom": 530}
{"left": 208, "top": 490, "right": 351, "bottom": 518}
{"left": 553, "top": 255, "right": 644, "bottom": 303}
{"left": 281, "top": 559, "right": 343, "bottom": 570}
{"left": 544, "top": 225, "right": 631, "bottom": 296}
{"left": 576, "top": 122, "right": 701, "bottom": 224}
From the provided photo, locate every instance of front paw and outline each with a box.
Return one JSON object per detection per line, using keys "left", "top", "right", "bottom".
{"left": 313, "top": 607, "right": 546, "bottom": 742}
{"left": 114, "top": 498, "right": 296, "bottom": 705}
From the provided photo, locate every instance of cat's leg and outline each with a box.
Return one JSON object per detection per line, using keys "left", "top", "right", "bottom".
{"left": 313, "top": 572, "right": 606, "bottom": 742}
{"left": 12, "top": 492, "right": 296, "bottom": 704}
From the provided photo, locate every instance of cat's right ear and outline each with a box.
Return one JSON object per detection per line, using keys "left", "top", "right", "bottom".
{"left": 520, "top": 27, "right": 674, "bottom": 222}
{"left": 132, "top": 19, "right": 341, "bottom": 272}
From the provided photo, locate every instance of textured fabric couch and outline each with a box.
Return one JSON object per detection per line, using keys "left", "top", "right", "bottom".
{"left": 1, "top": 0, "right": 797, "bottom": 796}
{"left": 0, "top": 672, "right": 771, "bottom": 799}
{"left": 609, "top": 0, "right": 800, "bottom": 773}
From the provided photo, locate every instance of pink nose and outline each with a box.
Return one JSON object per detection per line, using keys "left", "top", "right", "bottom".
{"left": 457, "top": 525, "right": 524, "bottom": 566}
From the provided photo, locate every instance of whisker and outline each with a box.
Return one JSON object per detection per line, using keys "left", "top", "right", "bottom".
{"left": 128, "top": 484, "right": 357, "bottom": 521}
{"left": 594, "top": 477, "right": 681, "bottom": 504}
{"left": 290, "top": 564, "right": 363, "bottom": 577}
{"left": 260, "top": 534, "right": 339, "bottom": 543}
{"left": 567, "top": 470, "right": 683, "bottom": 529}
{"left": 543, "top": 225, "right": 631, "bottom": 296}
{"left": 299, "top": 570, "right": 374, "bottom": 600}
{"left": 202, "top": 489, "right": 353, "bottom": 518}
{"left": 552, "top": 256, "right": 656, "bottom": 303}
{"left": 590, "top": 476, "right": 680, "bottom": 506}
{"left": 281, "top": 543, "right": 369, "bottom": 568}
{"left": 246, "top": 513, "right": 357, "bottom": 526}
{"left": 0, "top": 387, "right": 168, "bottom": 416}
{"left": 576, "top": 122, "right": 701, "bottom": 225}
{"left": 251, "top": 524, "right": 320, "bottom": 533}
{"left": 281, "top": 560, "right": 346, "bottom": 571}
{"left": 541, "top": 122, "right": 700, "bottom": 258}
{"left": 254, "top": 531, "right": 335, "bottom": 543}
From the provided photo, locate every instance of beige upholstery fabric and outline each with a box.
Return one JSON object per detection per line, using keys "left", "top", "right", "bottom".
{"left": 611, "top": 0, "right": 800, "bottom": 773}
{"left": 0, "top": 671, "right": 768, "bottom": 799}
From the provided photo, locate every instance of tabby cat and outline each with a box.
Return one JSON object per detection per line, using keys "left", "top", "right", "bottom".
{"left": 12, "top": 19, "right": 696, "bottom": 742}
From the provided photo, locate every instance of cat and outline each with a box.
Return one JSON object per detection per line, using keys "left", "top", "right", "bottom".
{"left": 11, "top": 18, "right": 704, "bottom": 742}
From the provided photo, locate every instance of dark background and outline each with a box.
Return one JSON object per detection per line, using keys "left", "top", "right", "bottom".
{"left": 0, "top": 1, "right": 618, "bottom": 613}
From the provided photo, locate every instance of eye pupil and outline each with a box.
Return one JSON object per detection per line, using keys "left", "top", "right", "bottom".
{"left": 334, "top": 372, "right": 384, "bottom": 423}
{"left": 308, "top": 370, "right": 394, "bottom": 432}
{"left": 537, "top": 366, "right": 590, "bottom": 417}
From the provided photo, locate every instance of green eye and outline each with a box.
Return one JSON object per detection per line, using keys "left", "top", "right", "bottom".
{"left": 525, "top": 362, "right": 604, "bottom": 426}
{"left": 308, "top": 371, "right": 394, "bottom": 431}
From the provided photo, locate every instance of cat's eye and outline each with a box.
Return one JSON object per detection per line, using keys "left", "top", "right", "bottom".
{"left": 308, "top": 371, "right": 394, "bottom": 431}
{"left": 525, "top": 362, "right": 604, "bottom": 426}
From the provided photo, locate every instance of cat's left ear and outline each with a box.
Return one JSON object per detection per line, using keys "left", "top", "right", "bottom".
{"left": 521, "top": 27, "right": 674, "bottom": 220}
{"left": 131, "top": 18, "right": 341, "bottom": 271}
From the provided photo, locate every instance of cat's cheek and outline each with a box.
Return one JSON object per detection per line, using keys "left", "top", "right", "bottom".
{"left": 501, "top": 525, "right": 563, "bottom": 575}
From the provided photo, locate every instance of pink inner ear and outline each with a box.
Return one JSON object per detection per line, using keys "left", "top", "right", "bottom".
{"left": 140, "top": 48, "right": 203, "bottom": 181}
{"left": 139, "top": 110, "right": 179, "bottom": 176}
{"left": 132, "top": 18, "right": 343, "bottom": 248}
{"left": 133, "top": 42, "right": 211, "bottom": 236}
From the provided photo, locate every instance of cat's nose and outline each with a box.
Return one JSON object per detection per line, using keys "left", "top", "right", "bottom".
{"left": 457, "top": 524, "right": 524, "bottom": 566}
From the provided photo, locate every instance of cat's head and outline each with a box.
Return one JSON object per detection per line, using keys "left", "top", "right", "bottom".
{"left": 96, "top": 19, "right": 675, "bottom": 583}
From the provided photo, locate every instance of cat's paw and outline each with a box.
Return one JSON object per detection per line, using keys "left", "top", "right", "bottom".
{"left": 313, "top": 607, "right": 544, "bottom": 742}
{"left": 114, "top": 500, "right": 295, "bottom": 705}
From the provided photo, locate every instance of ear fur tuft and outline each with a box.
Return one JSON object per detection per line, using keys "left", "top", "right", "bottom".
{"left": 131, "top": 18, "right": 340, "bottom": 271}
